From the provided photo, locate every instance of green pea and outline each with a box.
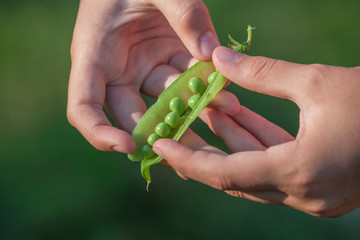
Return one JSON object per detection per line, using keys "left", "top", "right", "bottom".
{"left": 142, "top": 144, "right": 155, "bottom": 158}
{"left": 128, "top": 26, "right": 255, "bottom": 184}
{"left": 147, "top": 133, "right": 160, "bottom": 146}
{"left": 165, "top": 112, "right": 180, "bottom": 128}
{"left": 188, "top": 77, "right": 205, "bottom": 94}
{"left": 155, "top": 122, "right": 171, "bottom": 137}
{"left": 188, "top": 94, "right": 202, "bottom": 109}
{"left": 169, "top": 97, "right": 186, "bottom": 114}
{"left": 208, "top": 71, "right": 218, "bottom": 85}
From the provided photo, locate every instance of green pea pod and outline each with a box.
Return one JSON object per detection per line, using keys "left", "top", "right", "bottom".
{"left": 128, "top": 26, "right": 255, "bottom": 184}
{"left": 128, "top": 61, "right": 215, "bottom": 162}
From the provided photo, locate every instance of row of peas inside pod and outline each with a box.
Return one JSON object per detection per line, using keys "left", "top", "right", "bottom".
{"left": 127, "top": 26, "right": 254, "bottom": 184}
{"left": 141, "top": 74, "right": 217, "bottom": 159}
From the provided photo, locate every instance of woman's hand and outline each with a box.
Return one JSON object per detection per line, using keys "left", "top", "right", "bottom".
{"left": 67, "top": 0, "right": 223, "bottom": 153}
{"left": 153, "top": 46, "right": 360, "bottom": 217}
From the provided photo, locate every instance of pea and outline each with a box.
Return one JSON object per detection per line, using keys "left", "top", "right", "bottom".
{"left": 165, "top": 112, "right": 180, "bottom": 128}
{"left": 127, "top": 26, "right": 255, "bottom": 184}
{"left": 188, "top": 94, "right": 202, "bottom": 109}
{"left": 208, "top": 71, "right": 218, "bottom": 85}
{"left": 169, "top": 97, "right": 186, "bottom": 114}
{"left": 147, "top": 133, "right": 160, "bottom": 146}
{"left": 188, "top": 77, "right": 205, "bottom": 94}
{"left": 142, "top": 145, "right": 155, "bottom": 158}
{"left": 155, "top": 122, "right": 171, "bottom": 137}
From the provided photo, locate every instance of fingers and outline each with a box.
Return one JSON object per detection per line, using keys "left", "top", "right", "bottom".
{"left": 168, "top": 50, "right": 197, "bottom": 72}
{"left": 161, "top": 127, "right": 226, "bottom": 180}
{"left": 229, "top": 106, "right": 295, "bottom": 147}
{"left": 203, "top": 105, "right": 294, "bottom": 148}
{"left": 153, "top": 139, "right": 280, "bottom": 192}
{"left": 200, "top": 104, "right": 294, "bottom": 151}
{"left": 67, "top": 102, "right": 136, "bottom": 153}
{"left": 177, "top": 128, "right": 226, "bottom": 155}
{"left": 141, "top": 65, "right": 181, "bottom": 98}
{"left": 199, "top": 108, "right": 266, "bottom": 152}
{"left": 67, "top": 70, "right": 138, "bottom": 153}
{"left": 153, "top": 0, "right": 219, "bottom": 60}
{"left": 212, "top": 46, "right": 311, "bottom": 102}
{"left": 141, "top": 51, "right": 195, "bottom": 98}
{"left": 206, "top": 90, "right": 240, "bottom": 115}
{"left": 105, "top": 85, "right": 148, "bottom": 133}
{"left": 153, "top": 138, "right": 227, "bottom": 189}
{"left": 156, "top": 135, "right": 288, "bottom": 205}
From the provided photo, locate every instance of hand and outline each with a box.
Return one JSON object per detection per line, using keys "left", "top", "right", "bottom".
{"left": 67, "top": 0, "right": 227, "bottom": 153}
{"left": 153, "top": 46, "right": 360, "bottom": 217}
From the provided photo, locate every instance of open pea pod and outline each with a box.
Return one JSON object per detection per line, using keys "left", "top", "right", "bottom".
{"left": 128, "top": 26, "right": 254, "bottom": 184}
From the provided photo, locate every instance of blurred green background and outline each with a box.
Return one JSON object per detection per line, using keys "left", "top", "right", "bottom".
{"left": 1, "top": 0, "right": 360, "bottom": 239}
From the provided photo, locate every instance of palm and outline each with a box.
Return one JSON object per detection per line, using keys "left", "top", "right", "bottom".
{"left": 68, "top": 0, "right": 219, "bottom": 153}
{"left": 93, "top": 11, "right": 192, "bottom": 132}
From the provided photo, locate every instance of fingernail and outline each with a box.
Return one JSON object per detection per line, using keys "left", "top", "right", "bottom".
{"left": 199, "top": 31, "right": 219, "bottom": 58}
{"left": 217, "top": 46, "right": 243, "bottom": 64}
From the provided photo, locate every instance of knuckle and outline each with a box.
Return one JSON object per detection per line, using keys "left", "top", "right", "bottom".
{"left": 306, "top": 200, "right": 330, "bottom": 217}
{"left": 290, "top": 172, "right": 344, "bottom": 218}
{"left": 293, "top": 173, "right": 315, "bottom": 194}
{"left": 212, "top": 177, "right": 228, "bottom": 191}
{"left": 302, "top": 64, "right": 327, "bottom": 94}
{"left": 251, "top": 57, "right": 278, "bottom": 80}
{"left": 210, "top": 158, "right": 235, "bottom": 191}
{"left": 211, "top": 173, "right": 232, "bottom": 191}
{"left": 212, "top": 171, "right": 232, "bottom": 191}
{"left": 244, "top": 57, "right": 278, "bottom": 89}
{"left": 175, "top": 1, "right": 207, "bottom": 28}
{"left": 288, "top": 168, "right": 319, "bottom": 199}
{"left": 305, "top": 200, "right": 341, "bottom": 218}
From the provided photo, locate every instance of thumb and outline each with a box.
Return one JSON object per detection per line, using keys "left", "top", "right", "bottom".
{"left": 213, "top": 46, "right": 310, "bottom": 100}
{"left": 153, "top": 0, "right": 219, "bottom": 61}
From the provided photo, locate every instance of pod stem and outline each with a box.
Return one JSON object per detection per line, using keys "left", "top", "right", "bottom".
{"left": 228, "top": 25, "right": 255, "bottom": 53}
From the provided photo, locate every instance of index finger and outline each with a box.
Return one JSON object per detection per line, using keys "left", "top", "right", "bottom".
{"left": 67, "top": 69, "right": 137, "bottom": 153}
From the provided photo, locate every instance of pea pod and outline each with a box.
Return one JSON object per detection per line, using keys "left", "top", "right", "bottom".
{"left": 128, "top": 26, "right": 255, "bottom": 184}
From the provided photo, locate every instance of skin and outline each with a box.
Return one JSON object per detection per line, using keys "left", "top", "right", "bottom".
{"left": 153, "top": 47, "right": 360, "bottom": 218}
{"left": 67, "top": 0, "right": 239, "bottom": 154}
{"left": 68, "top": 0, "right": 360, "bottom": 217}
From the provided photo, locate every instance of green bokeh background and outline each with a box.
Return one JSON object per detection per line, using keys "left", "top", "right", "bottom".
{"left": 1, "top": 0, "right": 360, "bottom": 239}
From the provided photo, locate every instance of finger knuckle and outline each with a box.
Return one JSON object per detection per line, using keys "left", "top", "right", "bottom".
{"left": 304, "top": 199, "right": 343, "bottom": 218}
{"left": 291, "top": 172, "right": 344, "bottom": 218}
{"left": 285, "top": 165, "right": 320, "bottom": 202}
{"left": 251, "top": 57, "right": 277, "bottom": 80}
{"left": 292, "top": 173, "right": 316, "bottom": 196}
{"left": 243, "top": 57, "right": 278, "bottom": 91}
{"left": 175, "top": 1, "right": 207, "bottom": 29}
{"left": 302, "top": 64, "right": 327, "bottom": 95}
{"left": 212, "top": 180, "right": 226, "bottom": 191}
{"left": 306, "top": 200, "right": 331, "bottom": 217}
{"left": 212, "top": 174, "right": 232, "bottom": 191}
